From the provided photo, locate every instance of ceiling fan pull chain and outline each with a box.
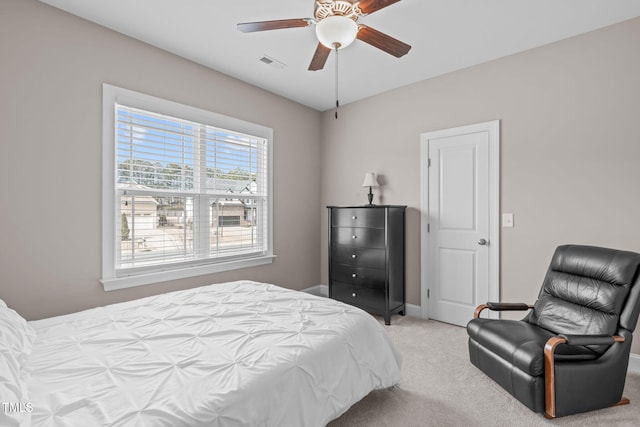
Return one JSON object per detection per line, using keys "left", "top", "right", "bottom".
{"left": 334, "top": 43, "right": 339, "bottom": 119}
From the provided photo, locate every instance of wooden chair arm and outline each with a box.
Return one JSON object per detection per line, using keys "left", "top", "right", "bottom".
{"left": 473, "top": 302, "right": 534, "bottom": 318}
{"left": 543, "top": 334, "right": 625, "bottom": 418}
{"left": 473, "top": 304, "right": 490, "bottom": 318}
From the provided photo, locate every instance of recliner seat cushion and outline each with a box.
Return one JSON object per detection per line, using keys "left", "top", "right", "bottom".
{"left": 467, "top": 319, "right": 597, "bottom": 376}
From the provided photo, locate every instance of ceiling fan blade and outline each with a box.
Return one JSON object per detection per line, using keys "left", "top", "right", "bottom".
{"left": 308, "top": 43, "right": 331, "bottom": 71}
{"left": 358, "top": 0, "right": 402, "bottom": 14}
{"left": 237, "top": 19, "right": 310, "bottom": 33}
{"left": 357, "top": 25, "right": 411, "bottom": 57}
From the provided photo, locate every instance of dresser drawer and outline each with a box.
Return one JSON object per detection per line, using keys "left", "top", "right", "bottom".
{"left": 331, "top": 264, "right": 385, "bottom": 290}
{"left": 332, "top": 227, "right": 385, "bottom": 248}
{"left": 331, "top": 208, "right": 385, "bottom": 228}
{"left": 332, "top": 282, "right": 385, "bottom": 311}
{"left": 332, "top": 246, "right": 386, "bottom": 269}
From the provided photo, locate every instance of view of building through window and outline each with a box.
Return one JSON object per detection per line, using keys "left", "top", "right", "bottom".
{"left": 115, "top": 105, "right": 268, "bottom": 271}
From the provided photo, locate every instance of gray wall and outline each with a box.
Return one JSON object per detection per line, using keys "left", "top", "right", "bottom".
{"left": 2, "top": 1, "right": 639, "bottom": 356}
{"left": 320, "top": 17, "right": 640, "bottom": 354}
{"left": 0, "top": 0, "right": 322, "bottom": 319}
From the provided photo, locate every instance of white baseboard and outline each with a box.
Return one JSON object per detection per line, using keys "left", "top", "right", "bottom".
{"left": 405, "top": 303, "right": 421, "bottom": 317}
{"left": 629, "top": 353, "right": 640, "bottom": 373}
{"left": 301, "top": 284, "right": 328, "bottom": 297}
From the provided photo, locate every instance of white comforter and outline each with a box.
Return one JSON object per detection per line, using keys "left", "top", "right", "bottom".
{"left": 26, "top": 280, "right": 402, "bottom": 426}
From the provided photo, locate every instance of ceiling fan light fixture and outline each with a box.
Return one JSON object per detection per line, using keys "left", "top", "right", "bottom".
{"left": 315, "top": 15, "right": 358, "bottom": 49}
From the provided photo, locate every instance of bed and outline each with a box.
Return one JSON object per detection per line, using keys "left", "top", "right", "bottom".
{"left": 1, "top": 280, "right": 402, "bottom": 426}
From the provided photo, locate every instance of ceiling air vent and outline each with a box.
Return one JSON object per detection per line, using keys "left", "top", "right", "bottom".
{"left": 259, "top": 55, "right": 286, "bottom": 69}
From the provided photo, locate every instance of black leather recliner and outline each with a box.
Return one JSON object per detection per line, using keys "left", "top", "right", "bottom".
{"left": 467, "top": 244, "right": 640, "bottom": 418}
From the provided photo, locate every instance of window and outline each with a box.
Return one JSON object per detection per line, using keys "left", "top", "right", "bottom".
{"left": 102, "top": 84, "right": 273, "bottom": 290}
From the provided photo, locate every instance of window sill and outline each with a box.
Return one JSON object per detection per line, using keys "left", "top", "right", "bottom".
{"left": 101, "top": 255, "right": 275, "bottom": 291}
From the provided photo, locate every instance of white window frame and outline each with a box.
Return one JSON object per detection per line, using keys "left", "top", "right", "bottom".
{"left": 101, "top": 84, "right": 274, "bottom": 291}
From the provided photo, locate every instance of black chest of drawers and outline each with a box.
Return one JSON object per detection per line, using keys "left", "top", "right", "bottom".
{"left": 327, "top": 205, "right": 406, "bottom": 325}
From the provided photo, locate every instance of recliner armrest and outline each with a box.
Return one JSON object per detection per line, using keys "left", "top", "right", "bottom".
{"left": 557, "top": 334, "right": 624, "bottom": 346}
{"left": 543, "top": 333, "right": 627, "bottom": 417}
{"left": 474, "top": 302, "right": 534, "bottom": 318}
{"left": 487, "top": 302, "right": 532, "bottom": 311}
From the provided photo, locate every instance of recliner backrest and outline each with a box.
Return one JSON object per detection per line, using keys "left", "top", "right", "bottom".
{"left": 620, "top": 269, "right": 640, "bottom": 332}
{"left": 528, "top": 245, "right": 640, "bottom": 347}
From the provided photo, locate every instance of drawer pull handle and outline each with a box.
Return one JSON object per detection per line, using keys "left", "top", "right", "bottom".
{"left": 352, "top": 216, "right": 357, "bottom": 220}
{"left": 352, "top": 273, "right": 357, "bottom": 278}
{"left": 351, "top": 254, "right": 357, "bottom": 259}
{"left": 352, "top": 235, "right": 357, "bottom": 239}
{"left": 352, "top": 292, "right": 357, "bottom": 297}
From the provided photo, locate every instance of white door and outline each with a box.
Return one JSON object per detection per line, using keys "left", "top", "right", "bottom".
{"left": 420, "top": 121, "right": 499, "bottom": 326}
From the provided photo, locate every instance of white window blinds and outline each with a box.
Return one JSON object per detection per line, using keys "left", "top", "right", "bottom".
{"left": 114, "top": 104, "right": 269, "bottom": 276}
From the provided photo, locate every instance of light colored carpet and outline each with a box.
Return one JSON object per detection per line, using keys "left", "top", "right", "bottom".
{"left": 328, "top": 316, "right": 640, "bottom": 427}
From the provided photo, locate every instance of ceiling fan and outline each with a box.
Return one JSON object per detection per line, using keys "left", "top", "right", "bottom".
{"left": 237, "top": 0, "right": 411, "bottom": 71}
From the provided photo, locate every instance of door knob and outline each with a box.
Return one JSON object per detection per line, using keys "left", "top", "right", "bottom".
{"left": 478, "top": 238, "right": 488, "bottom": 246}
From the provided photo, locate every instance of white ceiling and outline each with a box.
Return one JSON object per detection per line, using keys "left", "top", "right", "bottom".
{"left": 40, "top": 0, "right": 640, "bottom": 111}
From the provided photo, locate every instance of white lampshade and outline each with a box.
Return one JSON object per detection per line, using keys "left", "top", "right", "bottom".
{"left": 315, "top": 15, "right": 358, "bottom": 50}
{"left": 362, "top": 172, "right": 378, "bottom": 188}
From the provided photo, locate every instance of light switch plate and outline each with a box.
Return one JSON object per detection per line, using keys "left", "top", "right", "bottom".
{"left": 502, "top": 213, "right": 514, "bottom": 228}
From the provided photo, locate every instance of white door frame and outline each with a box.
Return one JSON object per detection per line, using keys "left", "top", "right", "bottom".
{"left": 420, "top": 120, "right": 500, "bottom": 320}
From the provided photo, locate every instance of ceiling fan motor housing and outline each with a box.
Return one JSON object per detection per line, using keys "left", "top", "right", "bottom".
{"left": 314, "top": 1, "right": 362, "bottom": 21}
